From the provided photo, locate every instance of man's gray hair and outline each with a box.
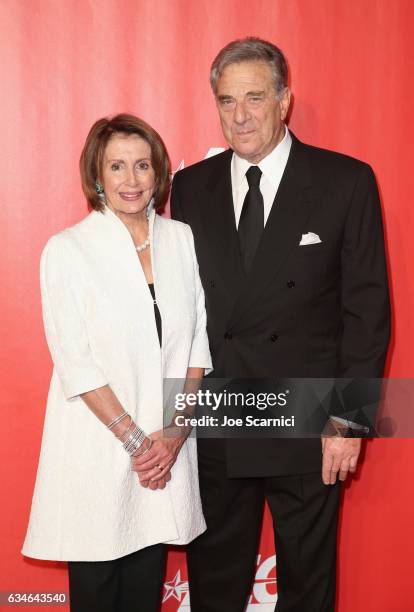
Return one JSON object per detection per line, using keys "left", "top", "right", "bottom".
{"left": 210, "top": 37, "right": 288, "bottom": 97}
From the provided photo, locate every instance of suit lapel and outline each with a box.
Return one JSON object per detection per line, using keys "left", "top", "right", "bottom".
{"left": 228, "top": 136, "right": 321, "bottom": 326}
{"left": 199, "top": 150, "right": 245, "bottom": 298}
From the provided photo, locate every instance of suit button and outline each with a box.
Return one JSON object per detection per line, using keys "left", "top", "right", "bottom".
{"left": 287, "top": 280, "right": 295, "bottom": 288}
{"left": 224, "top": 332, "right": 233, "bottom": 340}
{"left": 209, "top": 280, "right": 215, "bottom": 288}
{"left": 270, "top": 334, "right": 278, "bottom": 342}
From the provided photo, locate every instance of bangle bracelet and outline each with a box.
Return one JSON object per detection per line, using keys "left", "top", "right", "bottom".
{"left": 132, "top": 437, "right": 152, "bottom": 458}
{"left": 123, "top": 426, "right": 147, "bottom": 456}
{"left": 107, "top": 411, "right": 129, "bottom": 430}
{"left": 116, "top": 415, "right": 133, "bottom": 441}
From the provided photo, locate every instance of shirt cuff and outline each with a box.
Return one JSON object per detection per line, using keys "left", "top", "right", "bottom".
{"left": 330, "top": 416, "right": 370, "bottom": 434}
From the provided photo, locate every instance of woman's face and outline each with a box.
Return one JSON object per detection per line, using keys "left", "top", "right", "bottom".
{"left": 101, "top": 133, "right": 156, "bottom": 218}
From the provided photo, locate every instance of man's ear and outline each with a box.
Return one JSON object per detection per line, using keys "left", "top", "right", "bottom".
{"left": 279, "top": 88, "right": 291, "bottom": 121}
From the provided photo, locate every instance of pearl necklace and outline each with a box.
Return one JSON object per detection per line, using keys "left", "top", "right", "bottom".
{"left": 135, "top": 235, "right": 150, "bottom": 252}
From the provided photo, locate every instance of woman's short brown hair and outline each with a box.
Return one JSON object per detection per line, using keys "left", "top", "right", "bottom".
{"left": 80, "top": 113, "right": 171, "bottom": 211}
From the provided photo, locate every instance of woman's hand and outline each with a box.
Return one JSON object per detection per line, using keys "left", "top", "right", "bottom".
{"left": 138, "top": 470, "right": 172, "bottom": 490}
{"left": 131, "top": 426, "right": 187, "bottom": 486}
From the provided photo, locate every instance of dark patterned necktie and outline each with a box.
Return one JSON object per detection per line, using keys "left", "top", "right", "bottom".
{"left": 238, "top": 165, "right": 264, "bottom": 273}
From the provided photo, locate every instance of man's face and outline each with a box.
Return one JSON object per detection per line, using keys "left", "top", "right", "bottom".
{"left": 215, "top": 60, "right": 290, "bottom": 164}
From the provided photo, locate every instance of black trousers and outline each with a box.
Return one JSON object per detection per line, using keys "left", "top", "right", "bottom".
{"left": 187, "top": 441, "right": 341, "bottom": 612}
{"left": 68, "top": 544, "right": 166, "bottom": 612}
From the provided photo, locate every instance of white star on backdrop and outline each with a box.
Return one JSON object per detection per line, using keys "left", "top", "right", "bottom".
{"left": 163, "top": 570, "right": 189, "bottom": 603}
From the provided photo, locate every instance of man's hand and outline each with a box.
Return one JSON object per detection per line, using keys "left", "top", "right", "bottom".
{"left": 131, "top": 425, "right": 186, "bottom": 487}
{"left": 321, "top": 420, "right": 362, "bottom": 485}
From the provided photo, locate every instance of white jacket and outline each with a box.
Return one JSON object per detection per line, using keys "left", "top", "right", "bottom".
{"left": 22, "top": 205, "right": 212, "bottom": 561}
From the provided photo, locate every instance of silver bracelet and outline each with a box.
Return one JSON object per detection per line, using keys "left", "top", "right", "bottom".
{"left": 132, "top": 437, "right": 152, "bottom": 458}
{"left": 116, "top": 415, "right": 133, "bottom": 441}
{"left": 125, "top": 433, "right": 146, "bottom": 456}
{"left": 123, "top": 426, "right": 146, "bottom": 456}
{"left": 107, "top": 411, "right": 129, "bottom": 430}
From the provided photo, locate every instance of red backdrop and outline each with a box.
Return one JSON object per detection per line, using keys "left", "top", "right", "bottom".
{"left": 1, "top": 1, "right": 413, "bottom": 610}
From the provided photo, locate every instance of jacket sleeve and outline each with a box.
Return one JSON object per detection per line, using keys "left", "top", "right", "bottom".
{"left": 40, "top": 235, "right": 109, "bottom": 400}
{"left": 331, "top": 164, "right": 391, "bottom": 432}
{"left": 184, "top": 225, "right": 213, "bottom": 374}
{"left": 339, "top": 163, "right": 390, "bottom": 377}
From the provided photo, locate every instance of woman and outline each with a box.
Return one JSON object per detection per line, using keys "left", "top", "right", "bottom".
{"left": 22, "top": 114, "right": 212, "bottom": 611}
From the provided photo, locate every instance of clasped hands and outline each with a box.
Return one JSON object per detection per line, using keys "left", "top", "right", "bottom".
{"left": 131, "top": 421, "right": 190, "bottom": 490}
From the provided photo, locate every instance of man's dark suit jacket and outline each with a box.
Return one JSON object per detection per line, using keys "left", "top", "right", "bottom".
{"left": 171, "top": 132, "right": 390, "bottom": 478}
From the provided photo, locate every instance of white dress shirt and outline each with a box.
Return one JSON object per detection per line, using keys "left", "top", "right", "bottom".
{"left": 231, "top": 125, "right": 292, "bottom": 227}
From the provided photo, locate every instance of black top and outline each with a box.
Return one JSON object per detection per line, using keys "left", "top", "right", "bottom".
{"left": 148, "top": 283, "right": 162, "bottom": 346}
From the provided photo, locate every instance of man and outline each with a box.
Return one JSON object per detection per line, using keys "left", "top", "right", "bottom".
{"left": 171, "top": 37, "right": 390, "bottom": 612}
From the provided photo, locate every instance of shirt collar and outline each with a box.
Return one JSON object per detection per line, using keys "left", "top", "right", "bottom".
{"left": 232, "top": 125, "right": 292, "bottom": 188}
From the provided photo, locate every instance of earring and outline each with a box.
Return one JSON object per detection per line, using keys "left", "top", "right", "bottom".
{"left": 95, "top": 181, "right": 104, "bottom": 195}
{"left": 95, "top": 181, "right": 106, "bottom": 203}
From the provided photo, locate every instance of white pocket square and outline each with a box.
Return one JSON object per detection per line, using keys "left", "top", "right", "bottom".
{"left": 299, "top": 232, "right": 322, "bottom": 246}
